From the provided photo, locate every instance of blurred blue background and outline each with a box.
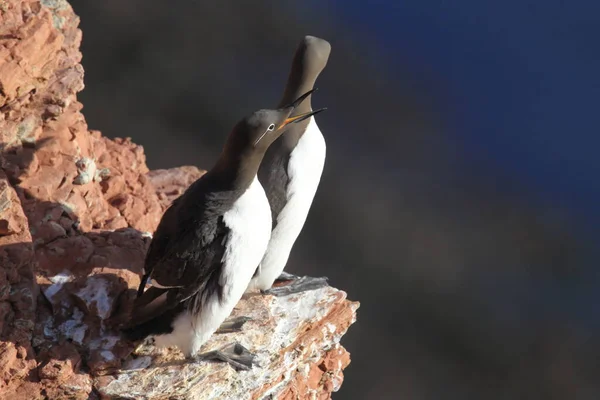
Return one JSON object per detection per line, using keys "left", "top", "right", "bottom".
{"left": 331, "top": 0, "right": 600, "bottom": 225}
{"left": 70, "top": 0, "right": 600, "bottom": 398}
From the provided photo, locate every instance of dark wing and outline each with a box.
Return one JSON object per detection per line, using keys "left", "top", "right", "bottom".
{"left": 137, "top": 196, "right": 182, "bottom": 297}
{"left": 258, "top": 147, "right": 291, "bottom": 229}
{"left": 125, "top": 176, "right": 230, "bottom": 333}
{"left": 123, "top": 213, "right": 229, "bottom": 332}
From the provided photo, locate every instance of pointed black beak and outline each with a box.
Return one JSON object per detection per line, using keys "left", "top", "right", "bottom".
{"left": 277, "top": 88, "right": 326, "bottom": 130}
{"left": 282, "top": 88, "right": 318, "bottom": 110}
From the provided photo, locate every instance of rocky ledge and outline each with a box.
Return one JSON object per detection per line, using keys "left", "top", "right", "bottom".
{"left": 0, "top": 1, "right": 358, "bottom": 399}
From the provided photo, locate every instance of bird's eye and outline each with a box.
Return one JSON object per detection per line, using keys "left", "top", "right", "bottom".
{"left": 267, "top": 124, "right": 275, "bottom": 131}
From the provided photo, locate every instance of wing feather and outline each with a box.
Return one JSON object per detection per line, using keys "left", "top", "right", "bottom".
{"left": 127, "top": 176, "right": 231, "bottom": 331}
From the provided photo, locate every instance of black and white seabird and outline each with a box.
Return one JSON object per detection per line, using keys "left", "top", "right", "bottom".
{"left": 121, "top": 89, "right": 325, "bottom": 369}
{"left": 247, "top": 36, "right": 331, "bottom": 295}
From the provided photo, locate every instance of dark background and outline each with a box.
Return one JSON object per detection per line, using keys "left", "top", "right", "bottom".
{"left": 69, "top": 1, "right": 600, "bottom": 399}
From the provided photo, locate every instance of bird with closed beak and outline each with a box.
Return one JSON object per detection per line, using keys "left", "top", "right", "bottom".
{"left": 121, "top": 89, "right": 326, "bottom": 369}
{"left": 247, "top": 35, "right": 331, "bottom": 296}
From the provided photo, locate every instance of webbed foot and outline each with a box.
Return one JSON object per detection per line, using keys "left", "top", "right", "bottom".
{"left": 262, "top": 275, "right": 329, "bottom": 297}
{"left": 274, "top": 271, "right": 301, "bottom": 282}
{"left": 194, "top": 342, "right": 256, "bottom": 371}
{"left": 216, "top": 316, "right": 252, "bottom": 334}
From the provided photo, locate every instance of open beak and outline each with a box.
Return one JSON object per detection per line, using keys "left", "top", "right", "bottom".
{"left": 282, "top": 88, "right": 318, "bottom": 109}
{"left": 277, "top": 87, "right": 326, "bottom": 130}
{"left": 278, "top": 108, "right": 327, "bottom": 130}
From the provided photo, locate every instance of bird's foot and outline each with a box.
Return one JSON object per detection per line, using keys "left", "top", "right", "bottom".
{"left": 262, "top": 275, "right": 329, "bottom": 297}
{"left": 132, "top": 342, "right": 145, "bottom": 356}
{"left": 216, "top": 316, "right": 252, "bottom": 334}
{"left": 274, "top": 271, "right": 301, "bottom": 282}
{"left": 132, "top": 337, "right": 155, "bottom": 355}
{"left": 194, "top": 342, "right": 256, "bottom": 371}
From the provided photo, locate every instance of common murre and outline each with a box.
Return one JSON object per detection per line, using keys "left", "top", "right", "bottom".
{"left": 248, "top": 36, "right": 331, "bottom": 296}
{"left": 121, "top": 89, "right": 325, "bottom": 369}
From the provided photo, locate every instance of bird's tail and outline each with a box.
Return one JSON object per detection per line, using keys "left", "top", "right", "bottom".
{"left": 120, "top": 324, "right": 150, "bottom": 343}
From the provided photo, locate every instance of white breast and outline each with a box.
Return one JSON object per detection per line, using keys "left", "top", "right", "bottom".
{"left": 249, "top": 117, "right": 326, "bottom": 291}
{"left": 219, "top": 176, "right": 273, "bottom": 294}
{"left": 153, "top": 176, "right": 272, "bottom": 356}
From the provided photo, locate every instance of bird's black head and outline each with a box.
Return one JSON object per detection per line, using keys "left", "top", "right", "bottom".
{"left": 280, "top": 36, "right": 331, "bottom": 110}
{"left": 214, "top": 89, "right": 326, "bottom": 188}
{"left": 229, "top": 88, "right": 326, "bottom": 154}
{"left": 266, "top": 36, "right": 331, "bottom": 153}
{"left": 295, "top": 35, "right": 332, "bottom": 85}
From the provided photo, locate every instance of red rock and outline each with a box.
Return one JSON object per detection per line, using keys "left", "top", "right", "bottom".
{"left": 0, "top": 175, "right": 27, "bottom": 238}
{"left": 37, "top": 343, "right": 92, "bottom": 399}
{"left": 38, "top": 343, "right": 80, "bottom": 380}
{"left": 42, "top": 372, "right": 92, "bottom": 400}
{"left": 0, "top": 302, "right": 13, "bottom": 336}
{"left": 73, "top": 275, "right": 117, "bottom": 320}
{"left": 0, "top": 341, "right": 37, "bottom": 395}
{"left": 147, "top": 166, "right": 206, "bottom": 210}
{"left": 37, "top": 235, "right": 95, "bottom": 276}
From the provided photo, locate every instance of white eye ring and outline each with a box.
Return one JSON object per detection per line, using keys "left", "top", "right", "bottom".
{"left": 267, "top": 123, "right": 275, "bottom": 131}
